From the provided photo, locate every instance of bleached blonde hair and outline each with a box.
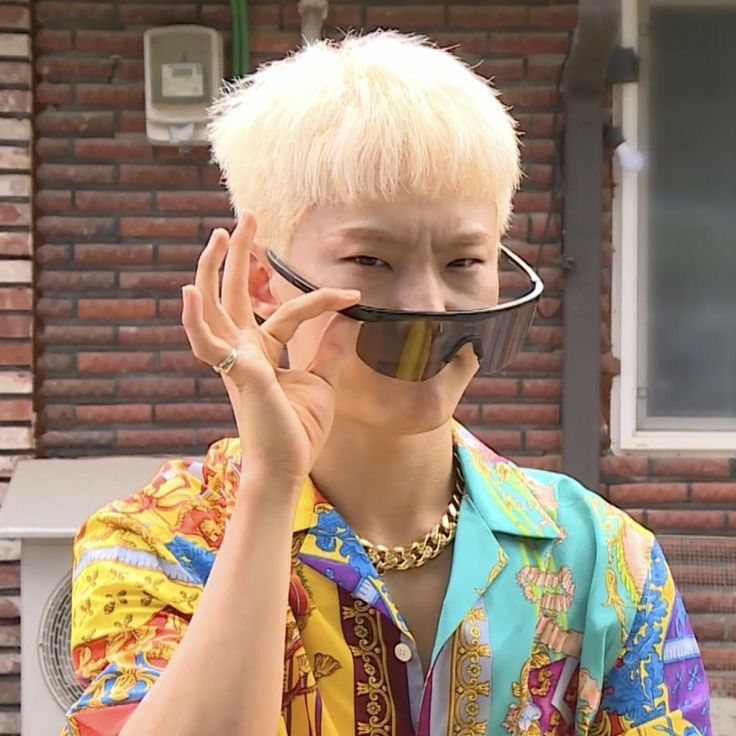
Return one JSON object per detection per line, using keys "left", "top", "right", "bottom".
{"left": 207, "top": 30, "right": 521, "bottom": 254}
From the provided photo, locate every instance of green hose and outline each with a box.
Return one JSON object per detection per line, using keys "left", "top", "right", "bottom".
{"left": 239, "top": 0, "right": 250, "bottom": 74}
{"left": 230, "top": 0, "right": 243, "bottom": 79}
{"left": 230, "top": 0, "right": 249, "bottom": 78}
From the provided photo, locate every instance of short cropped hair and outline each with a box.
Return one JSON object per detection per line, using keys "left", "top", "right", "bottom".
{"left": 207, "top": 30, "right": 521, "bottom": 254}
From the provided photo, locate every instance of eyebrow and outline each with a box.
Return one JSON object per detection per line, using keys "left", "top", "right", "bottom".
{"left": 335, "top": 225, "right": 492, "bottom": 248}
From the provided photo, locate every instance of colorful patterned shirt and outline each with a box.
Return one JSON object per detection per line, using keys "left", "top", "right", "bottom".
{"left": 60, "top": 422, "right": 711, "bottom": 736}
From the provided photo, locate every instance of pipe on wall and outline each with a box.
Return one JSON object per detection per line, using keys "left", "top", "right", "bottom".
{"left": 230, "top": 0, "right": 249, "bottom": 77}
{"left": 298, "top": 0, "right": 329, "bottom": 43}
{"left": 561, "top": 0, "right": 620, "bottom": 488}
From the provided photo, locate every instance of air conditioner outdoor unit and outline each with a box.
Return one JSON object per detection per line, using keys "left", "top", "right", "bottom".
{"left": 0, "top": 455, "right": 188, "bottom": 735}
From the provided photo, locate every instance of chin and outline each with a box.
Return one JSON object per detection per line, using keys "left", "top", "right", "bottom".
{"left": 335, "top": 354, "right": 477, "bottom": 435}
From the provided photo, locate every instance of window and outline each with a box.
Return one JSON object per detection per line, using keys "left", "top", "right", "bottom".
{"left": 612, "top": 0, "right": 736, "bottom": 451}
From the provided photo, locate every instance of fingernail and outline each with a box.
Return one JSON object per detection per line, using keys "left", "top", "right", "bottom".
{"left": 344, "top": 290, "right": 361, "bottom": 299}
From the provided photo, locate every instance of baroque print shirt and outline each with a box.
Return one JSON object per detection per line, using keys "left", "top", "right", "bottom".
{"left": 60, "top": 422, "right": 711, "bottom": 736}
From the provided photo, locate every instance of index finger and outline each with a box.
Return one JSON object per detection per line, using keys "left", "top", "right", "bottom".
{"left": 221, "top": 212, "right": 258, "bottom": 328}
{"left": 261, "top": 288, "right": 362, "bottom": 347}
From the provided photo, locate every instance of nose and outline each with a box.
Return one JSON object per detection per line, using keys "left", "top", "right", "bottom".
{"left": 393, "top": 268, "right": 447, "bottom": 313}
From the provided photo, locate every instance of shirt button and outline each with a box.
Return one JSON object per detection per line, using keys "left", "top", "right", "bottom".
{"left": 394, "top": 642, "right": 412, "bottom": 662}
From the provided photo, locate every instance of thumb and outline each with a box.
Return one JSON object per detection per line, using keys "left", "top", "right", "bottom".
{"left": 307, "top": 314, "right": 361, "bottom": 388}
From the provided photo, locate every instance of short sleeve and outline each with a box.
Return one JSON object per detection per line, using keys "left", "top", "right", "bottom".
{"left": 58, "top": 453, "right": 224, "bottom": 736}
{"left": 593, "top": 539, "right": 711, "bottom": 735}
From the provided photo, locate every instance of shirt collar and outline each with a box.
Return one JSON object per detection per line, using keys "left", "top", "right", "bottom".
{"left": 451, "top": 421, "right": 562, "bottom": 540}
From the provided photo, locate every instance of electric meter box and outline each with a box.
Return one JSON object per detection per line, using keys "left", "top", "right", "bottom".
{"left": 143, "top": 25, "right": 224, "bottom": 146}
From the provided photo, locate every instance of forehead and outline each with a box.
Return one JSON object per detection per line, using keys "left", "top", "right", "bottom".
{"left": 287, "top": 197, "right": 499, "bottom": 256}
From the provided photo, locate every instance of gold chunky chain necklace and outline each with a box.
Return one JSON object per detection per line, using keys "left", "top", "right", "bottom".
{"left": 357, "top": 450, "right": 465, "bottom": 574}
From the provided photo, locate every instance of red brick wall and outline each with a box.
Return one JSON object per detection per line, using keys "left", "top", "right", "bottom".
{"left": 22, "top": 0, "right": 736, "bottom": 710}
{"left": 32, "top": 0, "right": 573, "bottom": 459}
{"left": 34, "top": 0, "right": 237, "bottom": 457}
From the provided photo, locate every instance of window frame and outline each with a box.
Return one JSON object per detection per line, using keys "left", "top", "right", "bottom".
{"left": 610, "top": 0, "right": 736, "bottom": 452}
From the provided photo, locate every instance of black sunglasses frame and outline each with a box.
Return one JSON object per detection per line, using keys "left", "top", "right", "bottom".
{"left": 265, "top": 244, "right": 544, "bottom": 321}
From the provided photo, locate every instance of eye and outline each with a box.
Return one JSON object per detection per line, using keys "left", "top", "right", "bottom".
{"left": 346, "top": 255, "right": 391, "bottom": 269}
{"left": 448, "top": 258, "right": 484, "bottom": 269}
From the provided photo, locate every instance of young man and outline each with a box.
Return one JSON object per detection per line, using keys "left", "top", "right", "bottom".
{"left": 61, "top": 31, "right": 710, "bottom": 736}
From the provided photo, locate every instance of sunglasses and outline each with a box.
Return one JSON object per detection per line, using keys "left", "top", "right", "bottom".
{"left": 266, "top": 245, "right": 543, "bottom": 382}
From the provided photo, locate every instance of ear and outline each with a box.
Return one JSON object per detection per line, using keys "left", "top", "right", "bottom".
{"left": 248, "top": 242, "right": 279, "bottom": 321}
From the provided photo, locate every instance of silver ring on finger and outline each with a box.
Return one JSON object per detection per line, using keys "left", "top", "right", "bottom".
{"left": 212, "top": 346, "right": 238, "bottom": 375}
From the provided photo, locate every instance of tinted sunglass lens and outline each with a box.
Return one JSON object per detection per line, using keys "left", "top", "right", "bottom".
{"left": 356, "top": 321, "right": 447, "bottom": 381}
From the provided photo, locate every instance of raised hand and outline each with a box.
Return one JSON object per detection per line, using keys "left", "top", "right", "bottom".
{"left": 181, "top": 213, "right": 361, "bottom": 488}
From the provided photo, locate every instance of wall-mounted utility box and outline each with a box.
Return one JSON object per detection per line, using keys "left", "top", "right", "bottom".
{"left": 143, "top": 25, "right": 224, "bottom": 146}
